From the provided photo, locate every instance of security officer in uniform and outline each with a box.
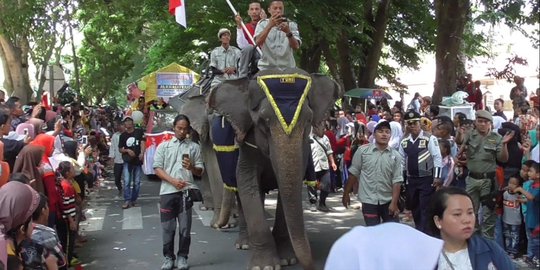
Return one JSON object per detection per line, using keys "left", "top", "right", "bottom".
{"left": 459, "top": 110, "right": 514, "bottom": 240}
{"left": 399, "top": 110, "right": 443, "bottom": 232}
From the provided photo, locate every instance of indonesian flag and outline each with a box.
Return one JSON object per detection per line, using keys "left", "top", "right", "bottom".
{"left": 41, "top": 92, "right": 51, "bottom": 110}
{"left": 169, "top": 0, "right": 187, "bottom": 28}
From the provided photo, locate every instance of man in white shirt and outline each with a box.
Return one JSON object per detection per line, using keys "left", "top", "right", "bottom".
{"left": 108, "top": 121, "right": 124, "bottom": 195}
{"left": 254, "top": 0, "right": 301, "bottom": 70}
{"left": 210, "top": 28, "right": 241, "bottom": 87}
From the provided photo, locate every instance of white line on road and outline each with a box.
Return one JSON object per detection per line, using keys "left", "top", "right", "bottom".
{"left": 122, "top": 207, "right": 143, "bottom": 230}
{"left": 193, "top": 202, "right": 213, "bottom": 227}
{"left": 81, "top": 207, "right": 106, "bottom": 232}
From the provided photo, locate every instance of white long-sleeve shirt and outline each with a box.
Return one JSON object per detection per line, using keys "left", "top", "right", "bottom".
{"left": 109, "top": 132, "right": 124, "bottom": 164}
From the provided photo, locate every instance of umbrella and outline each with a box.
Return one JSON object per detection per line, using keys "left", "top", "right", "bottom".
{"left": 344, "top": 88, "right": 392, "bottom": 100}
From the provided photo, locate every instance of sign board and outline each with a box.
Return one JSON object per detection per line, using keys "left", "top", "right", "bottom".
{"left": 156, "top": 72, "right": 195, "bottom": 101}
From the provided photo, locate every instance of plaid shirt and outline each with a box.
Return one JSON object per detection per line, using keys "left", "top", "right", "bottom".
{"left": 31, "top": 223, "right": 66, "bottom": 267}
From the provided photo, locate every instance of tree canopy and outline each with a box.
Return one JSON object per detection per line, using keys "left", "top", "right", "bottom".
{"left": 0, "top": 0, "right": 538, "bottom": 104}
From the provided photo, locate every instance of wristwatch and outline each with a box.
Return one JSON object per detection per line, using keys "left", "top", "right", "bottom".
{"left": 286, "top": 32, "right": 293, "bottom": 38}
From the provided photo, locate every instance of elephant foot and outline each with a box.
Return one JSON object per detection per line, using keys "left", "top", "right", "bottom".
{"left": 248, "top": 250, "right": 281, "bottom": 270}
{"left": 235, "top": 230, "right": 250, "bottom": 250}
{"left": 276, "top": 239, "right": 297, "bottom": 266}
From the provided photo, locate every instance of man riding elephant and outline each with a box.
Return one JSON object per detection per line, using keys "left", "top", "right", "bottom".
{"left": 238, "top": 0, "right": 300, "bottom": 78}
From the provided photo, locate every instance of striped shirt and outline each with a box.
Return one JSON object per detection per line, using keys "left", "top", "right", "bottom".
{"left": 60, "top": 179, "right": 76, "bottom": 219}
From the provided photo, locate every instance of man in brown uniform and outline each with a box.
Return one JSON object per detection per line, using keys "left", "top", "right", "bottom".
{"left": 459, "top": 110, "right": 514, "bottom": 239}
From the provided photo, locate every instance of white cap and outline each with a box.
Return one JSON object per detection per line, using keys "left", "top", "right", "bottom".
{"left": 217, "top": 28, "right": 231, "bottom": 39}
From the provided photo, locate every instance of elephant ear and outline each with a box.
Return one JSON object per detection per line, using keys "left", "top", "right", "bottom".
{"left": 308, "top": 74, "right": 343, "bottom": 125}
{"left": 180, "top": 95, "right": 210, "bottom": 142}
{"left": 207, "top": 78, "right": 252, "bottom": 142}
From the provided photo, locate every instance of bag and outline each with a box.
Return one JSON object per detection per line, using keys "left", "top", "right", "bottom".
{"left": 188, "top": 189, "right": 203, "bottom": 202}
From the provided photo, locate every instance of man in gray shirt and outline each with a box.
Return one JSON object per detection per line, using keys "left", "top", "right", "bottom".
{"left": 342, "top": 121, "right": 403, "bottom": 226}
{"left": 154, "top": 114, "right": 204, "bottom": 270}
{"left": 254, "top": 0, "right": 301, "bottom": 70}
{"left": 210, "top": 28, "right": 241, "bottom": 87}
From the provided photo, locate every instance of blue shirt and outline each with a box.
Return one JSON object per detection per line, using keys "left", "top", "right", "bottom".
{"left": 525, "top": 183, "right": 540, "bottom": 230}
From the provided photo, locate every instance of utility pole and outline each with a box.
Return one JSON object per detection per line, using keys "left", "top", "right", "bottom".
{"left": 66, "top": 0, "right": 80, "bottom": 94}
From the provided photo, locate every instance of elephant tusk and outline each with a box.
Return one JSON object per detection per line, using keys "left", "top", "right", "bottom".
{"left": 244, "top": 141, "right": 258, "bottom": 149}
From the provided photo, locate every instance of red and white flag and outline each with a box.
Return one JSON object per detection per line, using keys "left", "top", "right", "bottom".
{"left": 169, "top": 0, "right": 187, "bottom": 28}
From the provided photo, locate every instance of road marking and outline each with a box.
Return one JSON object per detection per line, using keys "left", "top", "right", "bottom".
{"left": 193, "top": 202, "right": 213, "bottom": 227}
{"left": 81, "top": 207, "right": 106, "bottom": 232}
{"left": 122, "top": 207, "right": 143, "bottom": 230}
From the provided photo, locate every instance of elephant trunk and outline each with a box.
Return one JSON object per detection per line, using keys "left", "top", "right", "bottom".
{"left": 269, "top": 126, "right": 314, "bottom": 270}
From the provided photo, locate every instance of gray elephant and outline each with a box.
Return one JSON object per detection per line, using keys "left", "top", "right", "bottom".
{"left": 208, "top": 68, "right": 342, "bottom": 270}
{"left": 174, "top": 84, "right": 238, "bottom": 229}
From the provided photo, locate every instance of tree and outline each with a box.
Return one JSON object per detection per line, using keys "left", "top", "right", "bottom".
{"left": 433, "top": 0, "right": 470, "bottom": 105}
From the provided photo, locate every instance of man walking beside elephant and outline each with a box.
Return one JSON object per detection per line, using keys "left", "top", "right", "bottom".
{"left": 342, "top": 121, "right": 403, "bottom": 226}
{"left": 154, "top": 115, "right": 204, "bottom": 270}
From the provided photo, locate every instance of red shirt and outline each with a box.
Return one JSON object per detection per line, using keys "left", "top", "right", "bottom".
{"left": 60, "top": 179, "right": 76, "bottom": 219}
{"left": 243, "top": 21, "right": 257, "bottom": 45}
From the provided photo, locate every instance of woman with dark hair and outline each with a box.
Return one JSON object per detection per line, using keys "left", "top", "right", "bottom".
{"left": 427, "top": 187, "right": 514, "bottom": 269}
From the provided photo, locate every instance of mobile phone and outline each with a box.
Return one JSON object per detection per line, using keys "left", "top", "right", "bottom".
{"left": 81, "top": 135, "right": 88, "bottom": 145}
{"left": 182, "top": 154, "right": 189, "bottom": 160}
{"left": 23, "top": 128, "right": 29, "bottom": 136}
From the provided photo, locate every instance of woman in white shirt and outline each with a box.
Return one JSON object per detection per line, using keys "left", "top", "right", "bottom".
{"left": 427, "top": 187, "right": 515, "bottom": 270}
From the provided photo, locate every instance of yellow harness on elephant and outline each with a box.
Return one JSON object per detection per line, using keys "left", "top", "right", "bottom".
{"left": 257, "top": 74, "right": 312, "bottom": 135}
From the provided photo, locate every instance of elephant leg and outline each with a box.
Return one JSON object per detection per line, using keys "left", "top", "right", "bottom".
{"left": 272, "top": 194, "right": 297, "bottom": 266}
{"left": 237, "top": 146, "right": 280, "bottom": 270}
{"left": 199, "top": 170, "right": 214, "bottom": 210}
{"left": 216, "top": 188, "right": 237, "bottom": 228}
{"left": 200, "top": 141, "right": 224, "bottom": 227}
{"left": 235, "top": 192, "right": 250, "bottom": 250}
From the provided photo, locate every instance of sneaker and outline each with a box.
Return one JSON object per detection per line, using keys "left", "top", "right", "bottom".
{"left": 317, "top": 205, "right": 330, "bottom": 212}
{"left": 130, "top": 201, "right": 137, "bottom": 207}
{"left": 161, "top": 257, "right": 174, "bottom": 270}
{"left": 122, "top": 202, "right": 130, "bottom": 209}
{"left": 309, "top": 204, "right": 317, "bottom": 212}
{"left": 70, "top": 257, "right": 82, "bottom": 266}
{"left": 177, "top": 256, "right": 189, "bottom": 270}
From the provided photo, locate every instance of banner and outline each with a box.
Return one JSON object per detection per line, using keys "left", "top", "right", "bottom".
{"left": 143, "top": 131, "right": 175, "bottom": 175}
{"left": 156, "top": 72, "right": 195, "bottom": 101}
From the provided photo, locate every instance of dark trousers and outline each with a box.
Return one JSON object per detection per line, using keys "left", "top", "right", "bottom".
{"left": 56, "top": 218, "right": 76, "bottom": 267}
{"left": 113, "top": 163, "right": 123, "bottom": 191}
{"left": 361, "top": 202, "right": 398, "bottom": 226}
{"left": 406, "top": 176, "right": 434, "bottom": 232}
{"left": 160, "top": 191, "right": 193, "bottom": 260}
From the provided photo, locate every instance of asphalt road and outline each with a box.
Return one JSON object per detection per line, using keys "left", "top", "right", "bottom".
{"left": 77, "top": 175, "right": 364, "bottom": 270}
{"left": 77, "top": 174, "right": 534, "bottom": 270}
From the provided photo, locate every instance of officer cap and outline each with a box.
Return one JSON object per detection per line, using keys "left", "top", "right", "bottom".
{"left": 475, "top": 110, "right": 493, "bottom": 122}
{"left": 404, "top": 110, "right": 421, "bottom": 121}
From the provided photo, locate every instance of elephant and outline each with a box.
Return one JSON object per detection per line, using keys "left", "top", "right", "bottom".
{"left": 172, "top": 83, "right": 238, "bottom": 229}
{"left": 207, "top": 68, "right": 342, "bottom": 270}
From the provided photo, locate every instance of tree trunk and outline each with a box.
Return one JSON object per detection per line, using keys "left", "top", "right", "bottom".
{"left": 69, "top": 18, "right": 81, "bottom": 93}
{"left": 433, "top": 0, "right": 470, "bottom": 105}
{"left": 0, "top": 34, "right": 32, "bottom": 102}
{"left": 357, "top": 0, "right": 392, "bottom": 88}
{"left": 336, "top": 30, "right": 356, "bottom": 91}
{"left": 299, "top": 42, "right": 322, "bottom": 73}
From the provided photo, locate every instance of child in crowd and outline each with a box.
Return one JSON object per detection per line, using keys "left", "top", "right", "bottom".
{"left": 56, "top": 161, "right": 80, "bottom": 267}
{"left": 439, "top": 140, "right": 454, "bottom": 187}
{"left": 502, "top": 175, "right": 523, "bottom": 258}
{"left": 515, "top": 161, "right": 540, "bottom": 267}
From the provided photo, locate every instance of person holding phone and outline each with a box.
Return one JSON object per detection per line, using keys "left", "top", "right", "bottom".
{"left": 153, "top": 115, "right": 203, "bottom": 270}
{"left": 118, "top": 116, "right": 145, "bottom": 209}
{"left": 254, "top": 0, "right": 301, "bottom": 70}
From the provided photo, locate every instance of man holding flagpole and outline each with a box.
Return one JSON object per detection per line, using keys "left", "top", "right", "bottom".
{"left": 234, "top": 1, "right": 266, "bottom": 49}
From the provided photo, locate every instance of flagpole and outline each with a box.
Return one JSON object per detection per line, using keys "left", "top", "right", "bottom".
{"left": 225, "top": 0, "right": 262, "bottom": 55}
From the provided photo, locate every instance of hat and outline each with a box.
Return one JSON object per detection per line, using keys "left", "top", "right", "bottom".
{"left": 217, "top": 28, "right": 231, "bottom": 39}
{"left": 374, "top": 120, "right": 391, "bottom": 132}
{"left": 475, "top": 110, "right": 493, "bottom": 122}
{"left": 404, "top": 110, "right": 421, "bottom": 121}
